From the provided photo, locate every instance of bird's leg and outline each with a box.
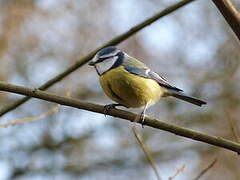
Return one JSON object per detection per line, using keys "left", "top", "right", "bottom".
{"left": 140, "top": 104, "right": 148, "bottom": 127}
{"left": 133, "top": 103, "right": 148, "bottom": 128}
{"left": 103, "top": 103, "right": 122, "bottom": 116}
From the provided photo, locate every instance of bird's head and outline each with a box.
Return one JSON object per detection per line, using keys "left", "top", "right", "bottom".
{"left": 88, "top": 46, "right": 125, "bottom": 75}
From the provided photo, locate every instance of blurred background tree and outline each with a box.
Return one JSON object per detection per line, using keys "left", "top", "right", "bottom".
{"left": 0, "top": 0, "right": 239, "bottom": 179}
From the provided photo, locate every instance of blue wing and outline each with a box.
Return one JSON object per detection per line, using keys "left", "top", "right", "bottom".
{"left": 124, "top": 66, "right": 183, "bottom": 92}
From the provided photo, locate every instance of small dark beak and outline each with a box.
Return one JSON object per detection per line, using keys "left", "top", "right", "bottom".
{"left": 88, "top": 61, "right": 95, "bottom": 66}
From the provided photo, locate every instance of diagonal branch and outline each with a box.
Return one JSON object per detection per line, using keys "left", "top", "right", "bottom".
{"left": 0, "top": 81, "right": 240, "bottom": 154}
{"left": 0, "top": 0, "right": 196, "bottom": 117}
{"left": 194, "top": 158, "right": 217, "bottom": 180}
{"left": 132, "top": 126, "right": 162, "bottom": 180}
{"left": 212, "top": 0, "right": 240, "bottom": 41}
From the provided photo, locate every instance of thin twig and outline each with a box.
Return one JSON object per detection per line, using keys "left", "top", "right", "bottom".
{"left": 132, "top": 126, "right": 162, "bottom": 180}
{"left": 0, "top": 0, "right": 196, "bottom": 117}
{"left": 0, "top": 104, "right": 60, "bottom": 127}
{"left": 212, "top": 0, "right": 240, "bottom": 41}
{"left": 168, "top": 164, "right": 186, "bottom": 180}
{"left": 0, "top": 81, "right": 240, "bottom": 154}
{"left": 227, "top": 109, "right": 240, "bottom": 143}
{"left": 0, "top": 90, "right": 71, "bottom": 127}
{"left": 194, "top": 158, "right": 217, "bottom": 180}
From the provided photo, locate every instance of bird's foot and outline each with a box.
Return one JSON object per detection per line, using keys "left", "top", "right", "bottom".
{"left": 140, "top": 111, "right": 145, "bottom": 128}
{"left": 133, "top": 112, "right": 145, "bottom": 128}
{"left": 103, "top": 103, "right": 121, "bottom": 116}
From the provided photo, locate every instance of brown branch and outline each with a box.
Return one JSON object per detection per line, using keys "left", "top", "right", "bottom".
{"left": 212, "top": 0, "right": 240, "bottom": 41}
{"left": 0, "top": 81, "right": 240, "bottom": 154}
{"left": 194, "top": 158, "right": 217, "bottom": 180}
{"left": 0, "top": 0, "right": 196, "bottom": 117}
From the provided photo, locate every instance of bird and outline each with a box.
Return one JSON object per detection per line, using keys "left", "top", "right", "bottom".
{"left": 88, "top": 46, "right": 206, "bottom": 124}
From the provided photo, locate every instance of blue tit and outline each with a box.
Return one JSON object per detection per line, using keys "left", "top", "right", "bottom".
{"left": 88, "top": 46, "right": 206, "bottom": 124}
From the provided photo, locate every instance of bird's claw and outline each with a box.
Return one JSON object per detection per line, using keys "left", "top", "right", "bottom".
{"left": 103, "top": 104, "right": 117, "bottom": 116}
{"left": 140, "top": 112, "right": 145, "bottom": 128}
{"left": 133, "top": 112, "right": 145, "bottom": 128}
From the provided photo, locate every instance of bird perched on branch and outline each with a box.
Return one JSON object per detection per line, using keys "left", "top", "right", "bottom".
{"left": 89, "top": 46, "right": 206, "bottom": 124}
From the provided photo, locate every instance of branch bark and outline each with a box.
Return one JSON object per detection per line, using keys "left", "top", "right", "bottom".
{"left": 212, "top": 0, "right": 240, "bottom": 41}
{"left": 0, "top": 81, "right": 240, "bottom": 154}
{"left": 0, "top": 0, "right": 196, "bottom": 117}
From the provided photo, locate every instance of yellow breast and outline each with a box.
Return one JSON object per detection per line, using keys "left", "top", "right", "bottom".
{"left": 99, "top": 66, "right": 164, "bottom": 108}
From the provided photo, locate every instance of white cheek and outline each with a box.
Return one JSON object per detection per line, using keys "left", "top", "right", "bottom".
{"left": 95, "top": 57, "right": 117, "bottom": 75}
{"left": 95, "top": 64, "right": 107, "bottom": 75}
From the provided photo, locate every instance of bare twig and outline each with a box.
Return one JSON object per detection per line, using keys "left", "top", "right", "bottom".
{"left": 132, "top": 126, "right": 162, "bottom": 180}
{"left": 0, "top": 81, "right": 240, "bottom": 154}
{"left": 227, "top": 109, "right": 240, "bottom": 143}
{"left": 0, "top": 90, "right": 71, "bottom": 127}
{"left": 0, "top": 0, "right": 196, "bottom": 117}
{"left": 0, "top": 104, "right": 60, "bottom": 127}
{"left": 194, "top": 158, "right": 218, "bottom": 180}
{"left": 212, "top": 0, "right": 240, "bottom": 41}
{"left": 168, "top": 164, "right": 186, "bottom": 180}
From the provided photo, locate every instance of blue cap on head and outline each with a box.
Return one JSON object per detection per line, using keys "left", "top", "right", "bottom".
{"left": 98, "top": 46, "right": 117, "bottom": 56}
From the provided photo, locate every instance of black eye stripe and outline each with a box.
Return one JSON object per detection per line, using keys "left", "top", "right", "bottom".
{"left": 95, "top": 51, "right": 124, "bottom": 69}
{"left": 96, "top": 56, "right": 115, "bottom": 63}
